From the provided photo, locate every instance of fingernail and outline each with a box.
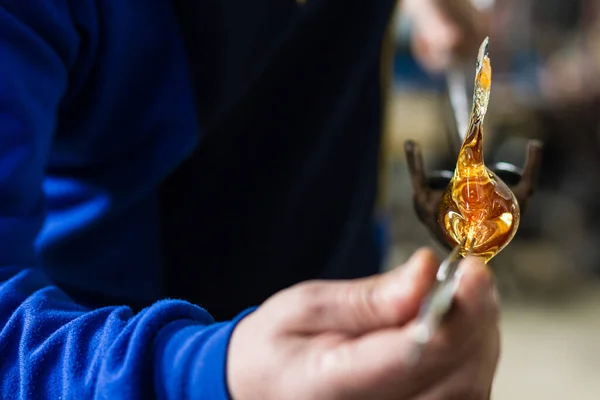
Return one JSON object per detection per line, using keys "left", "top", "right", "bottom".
{"left": 380, "top": 269, "right": 422, "bottom": 308}
{"left": 381, "top": 249, "right": 435, "bottom": 302}
{"left": 380, "top": 273, "right": 413, "bottom": 303}
{"left": 406, "top": 249, "right": 426, "bottom": 267}
{"left": 455, "top": 266, "right": 465, "bottom": 282}
{"left": 452, "top": 267, "right": 465, "bottom": 292}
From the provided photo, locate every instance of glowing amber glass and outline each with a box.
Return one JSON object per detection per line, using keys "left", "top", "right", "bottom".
{"left": 438, "top": 38, "right": 520, "bottom": 262}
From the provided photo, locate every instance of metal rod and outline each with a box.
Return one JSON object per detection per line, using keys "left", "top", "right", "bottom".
{"left": 407, "top": 237, "right": 469, "bottom": 365}
{"left": 446, "top": 67, "right": 471, "bottom": 142}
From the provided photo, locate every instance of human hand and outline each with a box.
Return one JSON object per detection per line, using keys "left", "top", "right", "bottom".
{"left": 540, "top": 47, "right": 600, "bottom": 105}
{"left": 227, "top": 249, "right": 500, "bottom": 400}
{"left": 402, "top": 0, "right": 491, "bottom": 73}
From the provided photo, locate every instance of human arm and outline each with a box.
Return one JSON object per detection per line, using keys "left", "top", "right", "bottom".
{"left": 0, "top": 2, "right": 244, "bottom": 398}
{"left": 0, "top": 2, "right": 500, "bottom": 399}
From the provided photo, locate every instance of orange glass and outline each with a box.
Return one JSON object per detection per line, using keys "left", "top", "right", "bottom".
{"left": 438, "top": 38, "right": 520, "bottom": 262}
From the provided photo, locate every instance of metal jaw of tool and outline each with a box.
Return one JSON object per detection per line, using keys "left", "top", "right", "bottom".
{"left": 408, "top": 238, "right": 469, "bottom": 365}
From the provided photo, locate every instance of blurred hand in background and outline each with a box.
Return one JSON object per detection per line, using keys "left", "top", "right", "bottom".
{"left": 402, "top": 0, "right": 492, "bottom": 73}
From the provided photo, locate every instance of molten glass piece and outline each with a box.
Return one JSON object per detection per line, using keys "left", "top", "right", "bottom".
{"left": 438, "top": 38, "right": 520, "bottom": 262}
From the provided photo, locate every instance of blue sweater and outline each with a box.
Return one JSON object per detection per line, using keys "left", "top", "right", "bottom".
{"left": 0, "top": 1, "right": 248, "bottom": 398}
{"left": 0, "top": 0, "right": 395, "bottom": 398}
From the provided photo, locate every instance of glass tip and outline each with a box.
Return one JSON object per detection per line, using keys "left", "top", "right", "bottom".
{"left": 477, "top": 37, "right": 490, "bottom": 71}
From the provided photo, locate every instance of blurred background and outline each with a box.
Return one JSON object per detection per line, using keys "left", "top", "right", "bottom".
{"left": 382, "top": 0, "right": 600, "bottom": 398}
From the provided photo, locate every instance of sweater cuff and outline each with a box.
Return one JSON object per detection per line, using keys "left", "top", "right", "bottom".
{"left": 154, "top": 307, "right": 257, "bottom": 400}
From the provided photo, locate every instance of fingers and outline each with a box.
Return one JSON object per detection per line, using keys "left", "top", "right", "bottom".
{"left": 275, "top": 248, "right": 439, "bottom": 335}
{"left": 324, "top": 256, "right": 499, "bottom": 397}
{"left": 412, "top": 261, "right": 500, "bottom": 400}
{"left": 406, "top": 0, "right": 492, "bottom": 72}
{"left": 414, "top": 257, "right": 497, "bottom": 368}
{"left": 405, "top": 0, "right": 489, "bottom": 72}
{"left": 436, "top": 0, "right": 490, "bottom": 60}
{"left": 426, "top": 256, "right": 498, "bottom": 356}
{"left": 415, "top": 324, "right": 500, "bottom": 400}
{"left": 411, "top": 23, "right": 459, "bottom": 72}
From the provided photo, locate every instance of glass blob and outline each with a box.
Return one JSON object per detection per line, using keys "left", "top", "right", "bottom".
{"left": 438, "top": 38, "right": 520, "bottom": 262}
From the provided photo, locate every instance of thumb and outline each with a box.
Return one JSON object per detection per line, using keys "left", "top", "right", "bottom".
{"left": 276, "top": 248, "right": 439, "bottom": 335}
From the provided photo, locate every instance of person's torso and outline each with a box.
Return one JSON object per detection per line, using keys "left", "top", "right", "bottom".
{"left": 38, "top": 0, "right": 397, "bottom": 317}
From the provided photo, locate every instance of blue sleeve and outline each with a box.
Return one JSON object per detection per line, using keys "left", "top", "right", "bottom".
{"left": 0, "top": 2, "right": 250, "bottom": 399}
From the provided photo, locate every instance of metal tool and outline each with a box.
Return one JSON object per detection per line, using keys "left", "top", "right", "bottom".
{"left": 445, "top": 0, "right": 496, "bottom": 148}
{"left": 446, "top": 67, "right": 471, "bottom": 147}
{"left": 407, "top": 238, "right": 470, "bottom": 365}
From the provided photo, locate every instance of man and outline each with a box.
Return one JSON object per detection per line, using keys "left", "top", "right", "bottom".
{"left": 0, "top": 0, "right": 495, "bottom": 399}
